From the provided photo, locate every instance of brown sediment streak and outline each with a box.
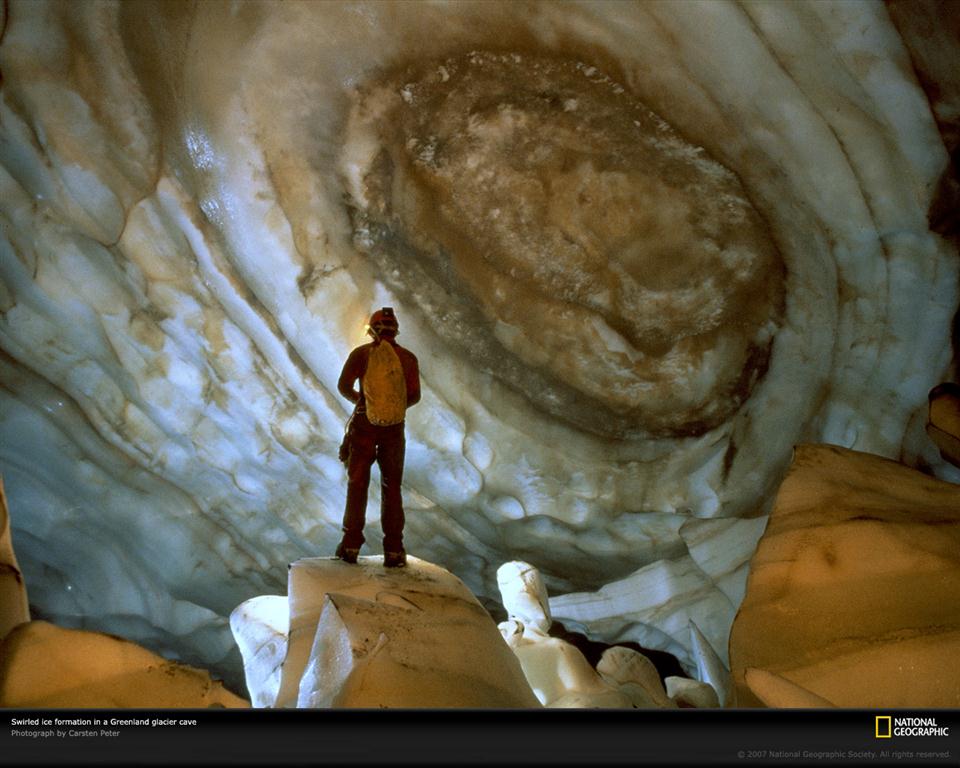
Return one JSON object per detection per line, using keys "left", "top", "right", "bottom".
{"left": 0, "top": 0, "right": 9, "bottom": 57}
{"left": 343, "top": 50, "right": 785, "bottom": 439}
{"left": 0, "top": 563, "right": 23, "bottom": 584}
{"left": 181, "top": 192, "right": 344, "bottom": 416}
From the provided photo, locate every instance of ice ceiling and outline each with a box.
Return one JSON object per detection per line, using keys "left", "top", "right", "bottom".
{"left": 0, "top": 0, "right": 958, "bottom": 692}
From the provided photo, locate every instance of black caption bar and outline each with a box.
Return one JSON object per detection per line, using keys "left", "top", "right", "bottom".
{"left": 2, "top": 708, "right": 958, "bottom": 766}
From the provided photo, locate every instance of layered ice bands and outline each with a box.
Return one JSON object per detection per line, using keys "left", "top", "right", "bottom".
{"left": 0, "top": 0, "right": 957, "bottom": 690}
{"left": 341, "top": 51, "right": 785, "bottom": 439}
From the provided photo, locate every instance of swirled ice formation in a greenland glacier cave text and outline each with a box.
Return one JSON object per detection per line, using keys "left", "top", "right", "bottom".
{"left": 0, "top": 0, "right": 957, "bottom": 690}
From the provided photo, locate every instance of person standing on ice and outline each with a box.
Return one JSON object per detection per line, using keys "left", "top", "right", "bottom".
{"left": 335, "top": 307, "right": 420, "bottom": 567}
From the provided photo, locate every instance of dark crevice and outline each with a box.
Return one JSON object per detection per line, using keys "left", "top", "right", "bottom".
{"left": 928, "top": 146, "right": 960, "bottom": 239}
{"left": 549, "top": 620, "right": 690, "bottom": 686}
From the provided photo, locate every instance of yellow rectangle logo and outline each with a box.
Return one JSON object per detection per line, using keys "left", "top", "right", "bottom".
{"left": 876, "top": 716, "right": 892, "bottom": 738}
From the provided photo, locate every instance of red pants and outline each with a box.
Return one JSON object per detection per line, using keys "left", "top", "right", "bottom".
{"left": 340, "top": 412, "right": 406, "bottom": 552}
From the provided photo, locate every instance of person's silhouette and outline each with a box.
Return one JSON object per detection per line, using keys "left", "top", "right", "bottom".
{"left": 335, "top": 307, "right": 420, "bottom": 567}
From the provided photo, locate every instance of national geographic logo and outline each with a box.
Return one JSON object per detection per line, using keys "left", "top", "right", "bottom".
{"left": 876, "top": 716, "right": 950, "bottom": 738}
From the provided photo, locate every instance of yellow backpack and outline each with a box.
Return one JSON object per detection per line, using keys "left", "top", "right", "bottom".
{"left": 363, "top": 341, "right": 408, "bottom": 425}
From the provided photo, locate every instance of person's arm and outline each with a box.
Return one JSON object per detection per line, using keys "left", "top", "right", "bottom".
{"left": 338, "top": 347, "right": 366, "bottom": 404}
{"left": 404, "top": 351, "right": 421, "bottom": 407}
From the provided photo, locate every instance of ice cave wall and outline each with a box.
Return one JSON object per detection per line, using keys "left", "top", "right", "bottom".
{"left": 0, "top": 0, "right": 958, "bottom": 692}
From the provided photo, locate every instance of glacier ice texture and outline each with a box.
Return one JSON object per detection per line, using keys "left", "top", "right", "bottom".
{"left": 0, "top": 0, "right": 958, "bottom": 692}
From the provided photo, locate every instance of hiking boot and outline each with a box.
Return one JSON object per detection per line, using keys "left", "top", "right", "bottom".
{"left": 335, "top": 542, "right": 359, "bottom": 564}
{"left": 384, "top": 550, "right": 406, "bottom": 568}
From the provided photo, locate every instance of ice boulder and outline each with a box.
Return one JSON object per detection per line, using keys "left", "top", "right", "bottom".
{"left": 498, "top": 618, "right": 633, "bottom": 708}
{"left": 497, "top": 560, "right": 672, "bottom": 708}
{"left": 0, "top": 620, "right": 248, "bottom": 708}
{"left": 729, "top": 444, "right": 960, "bottom": 707}
{"left": 596, "top": 646, "right": 675, "bottom": 709}
{"left": 744, "top": 668, "right": 837, "bottom": 708}
{"left": 229, "top": 595, "right": 289, "bottom": 709}
{"left": 665, "top": 676, "right": 720, "bottom": 708}
{"left": 232, "top": 556, "right": 540, "bottom": 708}
{"left": 496, "top": 560, "right": 552, "bottom": 633}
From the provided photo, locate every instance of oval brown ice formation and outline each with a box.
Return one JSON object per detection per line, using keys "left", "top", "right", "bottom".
{"left": 341, "top": 51, "right": 785, "bottom": 438}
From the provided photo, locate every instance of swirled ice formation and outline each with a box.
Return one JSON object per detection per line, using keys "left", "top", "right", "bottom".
{"left": 343, "top": 50, "right": 785, "bottom": 439}
{"left": 0, "top": 1, "right": 957, "bottom": 688}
